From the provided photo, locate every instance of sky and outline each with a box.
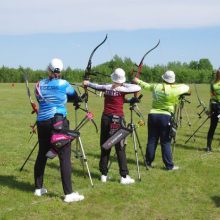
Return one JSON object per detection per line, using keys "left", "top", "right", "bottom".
{"left": 0, "top": 0, "right": 220, "bottom": 70}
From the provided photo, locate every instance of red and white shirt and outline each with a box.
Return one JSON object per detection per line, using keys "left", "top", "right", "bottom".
{"left": 87, "top": 83, "right": 141, "bottom": 116}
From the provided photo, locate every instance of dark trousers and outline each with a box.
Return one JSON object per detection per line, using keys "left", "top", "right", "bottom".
{"left": 34, "top": 118, "right": 73, "bottom": 195}
{"left": 146, "top": 114, "right": 174, "bottom": 169}
{"left": 99, "top": 114, "right": 129, "bottom": 177}
{"left": 207, "top": 112, "right": 219, "bottom": 148}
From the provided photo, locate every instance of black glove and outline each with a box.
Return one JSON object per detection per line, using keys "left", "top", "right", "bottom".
{"left": 128, "top": 97, "right": 140, "bottom": 104}
{"left": 74, "top": 103, "right": 80, "bottom": 110}
{"left": 73, "top": 101, "right": 80, "bottom": 110}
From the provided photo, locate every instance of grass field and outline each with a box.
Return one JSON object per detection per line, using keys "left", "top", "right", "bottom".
{"left": 1, "top": 83, "right": 220, "bottom": 220}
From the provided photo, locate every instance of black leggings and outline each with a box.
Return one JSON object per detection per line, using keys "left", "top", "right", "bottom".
{"left": 34, "top": 118, "right": 73, "bottom": 195}
{"left": 99, "top": 114, "right": 129, "bottom": 177}
{"left": 207, "top": 112, "right": 219, "bottom": 148}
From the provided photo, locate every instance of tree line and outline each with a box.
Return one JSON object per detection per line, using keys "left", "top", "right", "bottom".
{"left": 0, "top": 56, "right": 215, "bottom": 83}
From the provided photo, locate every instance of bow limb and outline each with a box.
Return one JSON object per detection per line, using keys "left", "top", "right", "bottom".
{"left": 24, "top": 73, "right": 38, "bottom": 141}
{"left": 74, "top": 110, "right": 98, "bottom": 133}
{"left": 91, "top": 118, "right": 98, "bottom": 133}
{"left": 133, "top": 104, "right": 145, "bottom": 122}
{"left": 194, "top": 84, "right": 204, "bottom": 107}
{"left": 75, "top": 35, "right": 107, "bottom": 134}
{"left": 135, "top": 40, "right": 160, "bottom": 79}
{"left": 85, "top": 34, "right": 108, "bottom": 79}
{"left": 83, "top": 34, "right": 108, "bottom": 111}
{"left": 194, "top": 84, "right": 209, "bottom": 117}
{"left": 24, "top": 73, "right": 38, "bottom": 114}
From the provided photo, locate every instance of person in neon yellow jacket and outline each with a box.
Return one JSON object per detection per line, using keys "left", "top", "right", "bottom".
{"left": 133, "top": 70, "right": 190, "bottom": 170}
{"left": 206, "top": 68, "right": 220, "bottom": 152}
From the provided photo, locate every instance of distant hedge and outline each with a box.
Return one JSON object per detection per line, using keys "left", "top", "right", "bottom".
{"left": 0, "top": 56, "right": 215, "bottom": 83}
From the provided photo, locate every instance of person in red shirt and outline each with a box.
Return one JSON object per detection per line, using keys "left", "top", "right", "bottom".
{"left": 83, "top": 68, "right": 141, "bottom": 184}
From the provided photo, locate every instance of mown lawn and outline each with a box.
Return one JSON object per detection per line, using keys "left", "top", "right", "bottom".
{"left": 0, "top": 83, "right": 220, "bottom": 220}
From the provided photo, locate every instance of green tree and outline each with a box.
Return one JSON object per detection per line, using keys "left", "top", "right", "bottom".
{"left": 198, "top": 58, "right": 213, "bottom": 70}
{"left": 189, "top": 60, "right": 199, "bottom": 70}
{"left": 0, "top": 56, "right": 215, "bottom": 83}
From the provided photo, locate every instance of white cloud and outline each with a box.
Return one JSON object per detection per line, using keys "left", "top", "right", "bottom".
{"left": 0, "top": 0, "right": 220, "bottom": 35}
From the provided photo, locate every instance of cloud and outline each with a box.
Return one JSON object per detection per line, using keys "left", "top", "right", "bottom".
{"left": 0, "top": 0, "right": 220, "bottom": 35}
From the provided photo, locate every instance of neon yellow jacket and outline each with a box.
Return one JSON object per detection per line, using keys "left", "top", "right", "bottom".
{"left": 136, "top": 79, "right": 190, "bottom": 115}
{"left": 210, "top": 81, "right": 220, "bottom": 103}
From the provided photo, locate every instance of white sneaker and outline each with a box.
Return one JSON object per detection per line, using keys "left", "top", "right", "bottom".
{"left": 168, "top": 166, "right": 179, "bottom": 171}
{"left": 34, "top": 188, "right": 47, "bottom": 196}
{"left": 101, "top": 175, "right": 107, "bottom": 183}
{"left": 146, "top": 164, "right": 153, "bottom": 170}
{"left": 120, "top": 175, "right": 135, "bottom": 185}
{"left": 172, "top": 166, "right": 179, "bottom": 170}
{"left": 64, "top": 192, "right": 84, "bottom": 203}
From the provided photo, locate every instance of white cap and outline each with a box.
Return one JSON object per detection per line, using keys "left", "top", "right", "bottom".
{"left": 111, "top": 68, "right": 126, "bottom": 84}
{"left": 162, "top": 70, "right": 175, "bottom": 83}
{"left": 48, "top": 58, "right": 64, "bottom": 73}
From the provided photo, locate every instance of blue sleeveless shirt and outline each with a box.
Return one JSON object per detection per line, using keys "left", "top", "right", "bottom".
{"left": 35, "top": 78, "right": 76, "bottom": 121}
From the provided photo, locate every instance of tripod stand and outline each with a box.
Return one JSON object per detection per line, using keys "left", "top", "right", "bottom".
{"left": 184, "top": 84, "right": 211, "bottom": 146}
{"left": 185, "top": 96, "right": 210, "bottom": 145}
{"left": 20, "top": 122, "right": 38, "bottom": 171}
{"left": 175, "top": 95, "right": 192, "bottom": 128}
{"left": 185, "top": 115, "right": 210, "bottom": 144}
{"left": 72, "top": 109, "right": 95, "bottom": 187}
{"left": 127, "top": 102, "right": 146, "bottom": 181}
{"left": 75, "top": 135, "right": 94, "bottom": 187}
{"left": 171, "top": 95, "right": 193, "bottom": 155}
{"left": 73, "top": 109, "right": 86, "bottom": 174}
{"left": 20, "top": 140, "right": 38, "bottom": 171}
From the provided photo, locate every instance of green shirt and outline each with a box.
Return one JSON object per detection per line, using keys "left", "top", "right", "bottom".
{"left": 137, "top": 79, "right": 190, "bottom": 115}
{"left": 210, "top": 81, "right": 220, "bottom": 103}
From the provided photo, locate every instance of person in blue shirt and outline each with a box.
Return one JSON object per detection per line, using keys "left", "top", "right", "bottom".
{"left": 34, "top": 58, "right": 84, "bottom": 203}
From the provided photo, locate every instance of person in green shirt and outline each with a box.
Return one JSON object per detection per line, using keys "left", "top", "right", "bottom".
{"left": 206, "top": 69, "right": 220, "bottom": 152}
{"left": 133, "top": 70, "right": 190, "bottom": 170}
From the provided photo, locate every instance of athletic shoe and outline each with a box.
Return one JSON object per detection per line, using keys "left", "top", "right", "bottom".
{"left": 167, "top": 166, "right": 179, "bottom": 171}
{"left": 34, "top": 188, "right": 47, "bottom": 196}
{"left": 64, "top": 192, "right": 84, "bottom": 203}
{"left": 171, "top": 166, "right": 179, "bottom": 170}
{"left": 206, "top": 147, "right": 212, "bottom": 152}
{"left": 120, "top": 175, "right": 135, "bottom": 185}
{"left": 101, "top": 175, "right": 107, "bottom": 183}
{"left": 146, "top": 163, "right": 153, "bottom": 170}
{"left": 145, "top": 160, "right": 153, "bottom": 170}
